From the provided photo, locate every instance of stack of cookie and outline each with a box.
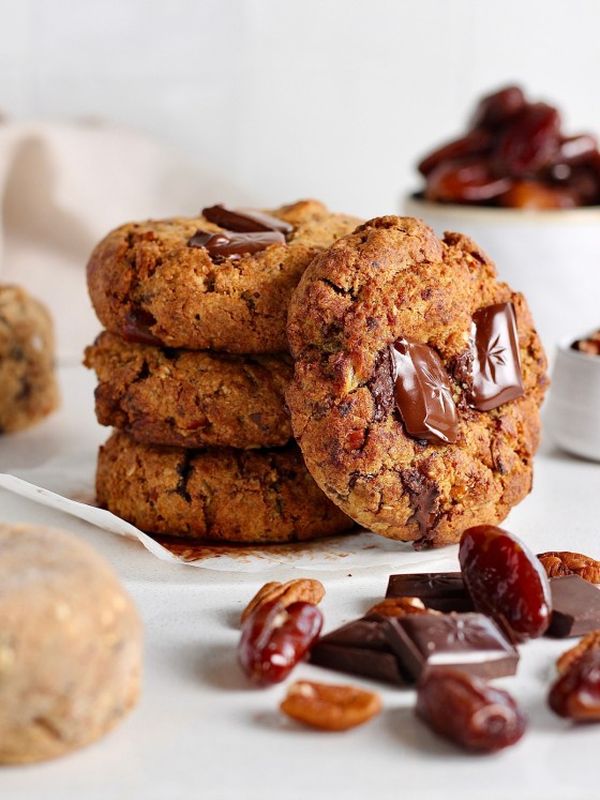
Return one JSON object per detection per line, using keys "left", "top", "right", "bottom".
{"left": 84, "top": 200, "right": 360, "bottom": 544}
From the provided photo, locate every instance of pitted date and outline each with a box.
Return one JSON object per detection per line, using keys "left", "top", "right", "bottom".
{"left": 425, "top": 159, "right": 511, "bottom": 204}
{"left": 556, "top": 134, "right": 599, "bottom": 166}
{"left": 470, "top": 85, "right": 526, "bottom": 130}
{"left": 418, "top": 129, "right": 492, "bottom": 176}
{"left": 549, "top": 649, "right": 600, "bottom": 721}
{"left": 416, "top": 668, "right": 527, "bottom": 752}
{"left": 459, "top": 525, "right": 552, "bottom": 642}
{"left": 238, "top": 600, "right": 323, "bottom": 685}
{"left": 494, "top": 103, "right": 561, "bottom": 177}
{"left": 417, "top": 86, "right": 600, "bottom": 208}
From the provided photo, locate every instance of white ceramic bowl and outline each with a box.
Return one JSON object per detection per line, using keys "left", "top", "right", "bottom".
{"left": 403, "top": 195, "right": 600, "bottom": 357}
{"left": 544, "top": 336, "right": 600, "bottom": 461}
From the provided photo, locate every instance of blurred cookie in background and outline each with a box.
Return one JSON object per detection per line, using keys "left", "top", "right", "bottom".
{"left": 0, "top": 284, "right": 59, "bottom": 433}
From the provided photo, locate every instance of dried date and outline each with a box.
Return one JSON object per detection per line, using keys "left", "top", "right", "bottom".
{"left": 459, "top": 525, "right": 552, "bottom": 642}
{"left": 493, "top": 103, "right": 561, "bottom": 177}
{"left": 416, "top": 668, "right": 527, "bottom": 752}
{"left": 425, "top": 159, "right": 511, "bottom": 204}
{"left": 238, "top": 600, "right": 323, "bottom": 685}
{"left": 470, "top": 85, "right": 526, "bottom": 130}
{"left": 549, "top": 649, "right": 600, "bottom": 721}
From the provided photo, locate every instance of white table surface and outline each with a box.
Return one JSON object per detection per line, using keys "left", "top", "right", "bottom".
{"left": 1, "top": 368, "right": 599, "bottom": 799}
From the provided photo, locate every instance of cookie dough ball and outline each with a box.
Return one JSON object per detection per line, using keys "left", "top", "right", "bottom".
{"left": 96, "top": 431, "right": 355, "bottom": 543}
{"left": 84, "top": 331, "right": 293, "bottom": 449}
{"left": 287, "top": 217, "right": 548, "bottom": 548}
{"left": 87, "top": 200, "right": 361, "bottom": 353}
{"left": 0, "top": 285, "right": 59, "bottom": 433}
{"left": 0, "top": 524, "right": 142, "bottom": 764}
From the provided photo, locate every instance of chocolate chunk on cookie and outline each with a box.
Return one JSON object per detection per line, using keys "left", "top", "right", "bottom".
{"left": 87, "top": 200, "right": 361, "bottom": 354}
{"left": 0, "top": 285, "right": 59, "bottom": 433}
{"left": 96, "top": 432, "right": 355, "bottom": 544}
{"left": 286, "top": 217, "right": 548, "bottom": 548}
{"left": 85, "top": 332, "right": 292, "bottom": 449}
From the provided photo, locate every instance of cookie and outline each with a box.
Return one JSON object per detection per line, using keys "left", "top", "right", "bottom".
{"left": 84, "top": 331, "right": 292, "bottom": 449}
{"left": 96, "top": 431, "right": 355, "bottom": 543}
{"left": 286, "top": 216, "right": 548, "bottom": 549}
{"left": 87, "top": 200, "right": 361, "bottom": 354}
{"left": 0, "top": 285, "right": 59, "bottom": 433}
{"left": 0, "top": 523, "right": 141, "bottom": 764}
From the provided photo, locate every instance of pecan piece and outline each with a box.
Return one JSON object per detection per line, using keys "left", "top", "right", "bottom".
{"left": 366, "top": 596, "right": 433, "bottom": 618}
{"left": 557, "top": 630, "right": 600, "bottom": 674}
{"left": 241, "top": 578, "right": 325, "bottom": 624}
{"left": 280, "top": 680, "right": 382, "bottom": 731}
{"left": 538, "top": 551, "right": 600, "bottom": 584}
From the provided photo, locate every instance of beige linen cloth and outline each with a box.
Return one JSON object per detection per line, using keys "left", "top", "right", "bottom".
{"left": 0, "top": 119, "right": 242, "bottom": 362}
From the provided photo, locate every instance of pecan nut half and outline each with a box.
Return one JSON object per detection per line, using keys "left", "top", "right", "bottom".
{"left": 366, "top": 596, "right": 433, "bottom": 618}
{"left": 280, "top": 680, "right": 382, "bottom": 731}
{"left": 241, "top": 578, "right": 325, "bottom": 624}
{"left": 538, "top": 551, "right": 600, "bottom": 584}
{"left": 557, "top": 630, "right": 600, "bottom": 674}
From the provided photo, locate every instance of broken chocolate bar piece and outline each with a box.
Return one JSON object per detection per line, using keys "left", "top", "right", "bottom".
{"left": 384, "top": 612, "right": 519, "bottom": 681}
{"left": 309, "top": 617, "right": 409, "bottom": 685}
{"left": 546, "top": 575, "right": 600, "bottom": 638}
{"left": 202, "top": 204, "right": 293, "bottom": 235}
{"left": 386, "top": 572, "right": 474, "bottom": 612}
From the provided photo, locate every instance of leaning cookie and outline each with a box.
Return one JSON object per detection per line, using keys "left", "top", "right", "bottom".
{"left": 96, "top": 432, "right": 355, "bottom": 543}
{"left": 0, "top": 285, "right": 59, "bottom": 433}
{"left": 87, "top": 200, "right": 361, "bottom": 354}
{"left": 84, "top": 332, "right": 293, "bottom": 449}
{"left": 286, "top": 216, "right": 548, "bottom": 549}
{"left": 0, "top": 524, "right": 141, "bottom": 764}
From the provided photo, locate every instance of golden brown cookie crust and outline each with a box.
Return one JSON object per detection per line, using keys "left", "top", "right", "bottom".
{"left": 87, "top": 200, "right": 361, "bottom": 354}
{"left": 0, "top": 523, "right": 141, "bottom": 764}
{"left": 0, "top": 285, "right": 59, "bottom": 433}
{"left": 286, "top": 216, "right": 548, "bottom": 549}
{"left": 84, "top": 332, "right": 293, "bottom": 449}
{"left": 96, "top": 431, "right": 355, "bottom": 544}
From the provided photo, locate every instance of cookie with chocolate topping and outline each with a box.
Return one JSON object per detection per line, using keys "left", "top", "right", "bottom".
{"left": 87, "top": 200, "right": 361, "bottom": 354}
{"left": 286, "top": 216, "right": 548, "bottom": 548}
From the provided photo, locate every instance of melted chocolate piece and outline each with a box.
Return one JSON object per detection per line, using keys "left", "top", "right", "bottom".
{"left": 367, "top": 348, "right": 395, "bottom": 422}
{"left": 309, "top": 618, "right": 409, "bottom": 685}
{"left": 389, "top": 338, "right": 458, "bottom": 444}
{"left": 385, "top": 613, "right": 519, "bottom": 681}
{"left": 202, "top": 204, "right": 293, "bottom": 235}
{"left": 546, "top": 575, "right": 600, "bottom": 638}
{"left": 466, "top": 302, "right": 524, "bottom": 411}
{"left": 122, "top": 308, "right": 163, "bottom": 346}
{"left": 401, "top": 469, "right": 440, "bottom": 546}
{"left": 386, "top": 572, "right": 474, "bottom": 612}
{"left": 188, "top": 229, "right": 285, "bottom": 258}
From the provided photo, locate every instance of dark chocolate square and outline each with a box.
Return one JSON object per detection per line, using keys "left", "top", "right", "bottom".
{"left": 384, "top": 612, "right": 519, "bottom": 681}
{"left": 546, "top": 575, "right": 600, "bottom": 638}
{"left": 309, "top": 618, "right": 409, "bottom": 686}
{"left": 385, "top": 572, "right": 474, "bottom": 612}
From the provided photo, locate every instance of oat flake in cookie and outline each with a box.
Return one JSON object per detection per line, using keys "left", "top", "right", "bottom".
{"left": 87, "top": 200, "right": 361, "bottom": 354}
{"left": 286, "top": 216, "right": 548, "bottom": 548}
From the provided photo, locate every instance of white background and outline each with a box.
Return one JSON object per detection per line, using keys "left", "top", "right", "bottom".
{"left": 2, "top": 0, "right": 600, "bottom": 217}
